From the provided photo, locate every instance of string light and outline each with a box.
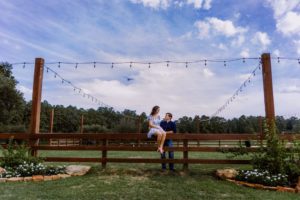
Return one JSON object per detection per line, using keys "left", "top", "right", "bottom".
{"left": 11, "top": 56, "right": 300, "bottom": 69}
{"left": 44, "top": 65, "right": 111, "bottom": 108}
{"left": 210, "top": 62, "right": 261, "bottom": 118}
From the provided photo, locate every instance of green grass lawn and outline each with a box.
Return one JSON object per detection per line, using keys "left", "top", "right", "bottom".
{"left": 1, "top": 151, "right": 299, "bottom": 199}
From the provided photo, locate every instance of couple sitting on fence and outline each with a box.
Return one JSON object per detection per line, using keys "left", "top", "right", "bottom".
{"left": 148, "top": 105, "right": 176, "bottom": 171}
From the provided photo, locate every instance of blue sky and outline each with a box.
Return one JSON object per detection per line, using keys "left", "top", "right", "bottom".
{"left": 1, "top": 0, "right": 300, "bottom": 118}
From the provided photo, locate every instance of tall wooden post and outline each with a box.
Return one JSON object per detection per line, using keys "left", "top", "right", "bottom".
{"left": 261, "top": 53, "right": 275, "bottom": 125}
{"left": 30, "top": 58, "right": 44, "bottom": 156}
{"left": 49, "top": 109, "right": 54, "bottom": 133}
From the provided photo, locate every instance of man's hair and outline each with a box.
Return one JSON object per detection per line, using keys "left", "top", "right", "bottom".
{"left": 166, "top": 112, "right": 173, "bottom": 119}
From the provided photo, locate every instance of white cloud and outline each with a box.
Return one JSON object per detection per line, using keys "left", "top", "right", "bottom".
{"left": 294, "top": 40, "right": 300, "bottom": 55}
{"left": 267, "top": 0, "right": 300, "bottom": 36}
{"left": 17, "top": 85, "right": 32, "bottom": 95}
{"left": 186, "top": 0, "right": 212, "bottom": 10}
{"left": 273, "top": 49, "right": 280, "bottom": 57}
{"left": 251, "top": 31, "right": 271, "bottom": 50}
{"left": 276, "top": 11, "right": 300, "bottom": 36}
{"left": 130, "top": 0, "right": 171, "bottom": 9}
{"left": 267, "top": 0, "right": 299, "bottom": 18}
{"left": 231, "top": 35, "right": 245, "bottom": 47}
{"left": 279, "top": 85, "right": 300, "bottom": 94}
{"left": 130, "top": 0, "right": 213, "bottom": 10}
{"left": 218, "top": 43, "right": 227, "bottom": 50}
{"left": 203, "top": 0, "right": 212, "bottom": 9}
{"left": 194, "top": 17, "right": 247, "bottom": 38}
{"left": 240, "top": 49, "right": 250, "bottom": 58}
{"left": 202, "top": 68, "right": 214, "bottom": 77}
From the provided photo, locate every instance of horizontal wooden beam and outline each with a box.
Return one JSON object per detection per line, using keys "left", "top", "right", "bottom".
{"left": 1, "top": 133, "right": 300, "bottom": 141}
{"left": 42, "top": 157, "right": 250, "bottom": 164}
{"left": 32, "top": 145, "right": 259, "bottom": 152}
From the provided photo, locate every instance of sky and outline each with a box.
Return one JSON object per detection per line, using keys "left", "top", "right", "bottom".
{"left": 1, "top": 0, "right": 300, "bottom": 119}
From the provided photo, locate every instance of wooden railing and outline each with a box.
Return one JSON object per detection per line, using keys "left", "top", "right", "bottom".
{"left": 1, "top": 133, "right": 299, "bottom": 169}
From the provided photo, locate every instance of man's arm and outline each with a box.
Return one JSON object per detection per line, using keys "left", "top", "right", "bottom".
{"left": 172, "top": 122, "right": 177, "bottom": 133}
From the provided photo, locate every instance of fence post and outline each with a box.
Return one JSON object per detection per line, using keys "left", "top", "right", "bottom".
{"left": 258, "top": 116, "right": 263, "bottom": 146}
{"left": 137, "top": 116, "right": 142, "bottom": 146}
{"left": 29, "top": 58, "right": 44, "bottom": 156}
{"left": 80, "top": 115, "right": 84, "bottom": 133}
{"left": 102, "top": 138, "right": 108, "bottom": 168}
{"left": 261, "top": 53, "right": 275, "bottom": 126}
{"left": 196, "top": 116, "right": 200, "bottom": 146}
{"left": 49, "top": 109, "right": 54, "bottom": 133}
{"left": 183, "top": 134, "right": 188, "bottom": 170}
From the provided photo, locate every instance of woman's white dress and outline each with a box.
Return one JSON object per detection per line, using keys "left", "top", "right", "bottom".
{"left": 147, "top": 115, "right": 164, "bottom": 138}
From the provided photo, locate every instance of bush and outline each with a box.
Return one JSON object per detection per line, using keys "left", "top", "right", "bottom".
{"left": 0, "top": 138, "right": 42, "bottom": 168}
{"left": 0, "top": 138, "right": 66, "bottom": 178}
{"left": 83, "top": 125, "right": 111, "bottom": 133}
{"left": 221, "top": 120, "right": 300, "bottom": 186}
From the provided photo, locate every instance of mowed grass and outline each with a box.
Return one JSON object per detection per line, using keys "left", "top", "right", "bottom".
{"left": 0, "top": 151, "right": 299, "bottom": 200}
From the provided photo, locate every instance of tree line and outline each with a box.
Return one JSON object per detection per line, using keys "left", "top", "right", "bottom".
{"left": 1, "top": 62, "right": 300, "bottom": 134}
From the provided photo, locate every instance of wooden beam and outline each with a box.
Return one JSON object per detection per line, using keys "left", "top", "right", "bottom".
{"left": 30, "top": 58, "right": 44, "bottom": 134}
{"left": 261, "top": 53, "right": 275, "bottom": 124}
{"left": 29, "top": 58, "right": 44, "bottom": 156}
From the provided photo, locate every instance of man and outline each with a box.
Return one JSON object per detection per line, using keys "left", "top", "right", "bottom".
{"left": 160, "top": 112, "right": 176, "bottom": 171}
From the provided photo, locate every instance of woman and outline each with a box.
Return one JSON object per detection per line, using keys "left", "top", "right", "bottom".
{"left": 148, "top": 106, "right": 167, "bottom": 154}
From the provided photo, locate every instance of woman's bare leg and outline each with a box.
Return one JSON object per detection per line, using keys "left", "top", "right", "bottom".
{"left": 156, "top": 132, "right": 162, "bottom": 150}
{"left": 159, "top": 131, "right": 167, "bottom": 149}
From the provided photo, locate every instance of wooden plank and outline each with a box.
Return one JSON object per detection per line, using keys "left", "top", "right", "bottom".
{"left": 42, "top": 157, "right": 250, "bottom": 164}
{"left": 1, "top": 133, "right": 300, "bottom": 141}
{"left": 32, "top": 145, "right": 259, "bottom": 152}
{"left": 26, "top": 133, "right": 261, "bottom": 140}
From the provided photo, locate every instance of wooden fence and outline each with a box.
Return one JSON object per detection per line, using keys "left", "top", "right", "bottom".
{"left": 1, "top": 133, "right": 299, "bottom": 169}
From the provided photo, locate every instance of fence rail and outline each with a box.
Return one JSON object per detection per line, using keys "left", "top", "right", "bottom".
{"left": 1, "top": 133, "right": 299, "bottom": 169}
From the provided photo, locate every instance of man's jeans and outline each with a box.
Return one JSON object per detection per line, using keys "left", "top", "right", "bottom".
{"left": 161, "top": 140, "right": 174, "bottom": 170}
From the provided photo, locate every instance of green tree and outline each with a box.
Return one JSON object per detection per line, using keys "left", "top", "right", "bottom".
{"left": 0, "top": 63, "right": 26, "bottom": 132}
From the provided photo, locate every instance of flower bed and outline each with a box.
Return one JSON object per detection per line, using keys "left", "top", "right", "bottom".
{"left": 236, "top": 169, "right": 289, "bottom": 187}
{"left": 0, "top": 162, "right": 66, "bottom": 178}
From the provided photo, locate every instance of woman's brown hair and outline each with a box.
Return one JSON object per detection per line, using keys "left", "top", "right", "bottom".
{"left": 150, "top": 105, "right": 160, "bottom": 116}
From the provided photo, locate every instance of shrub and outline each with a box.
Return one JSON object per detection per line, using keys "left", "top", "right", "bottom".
{"left": 0, "top": 138, "right": 66, "bottom": 178}
{"left": 0, "top": 138, "right": 42, "bottom": 168}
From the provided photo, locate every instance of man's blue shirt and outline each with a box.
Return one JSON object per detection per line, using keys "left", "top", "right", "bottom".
{"left": 160, "top": 120, "right": 176, "bottom": 144}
